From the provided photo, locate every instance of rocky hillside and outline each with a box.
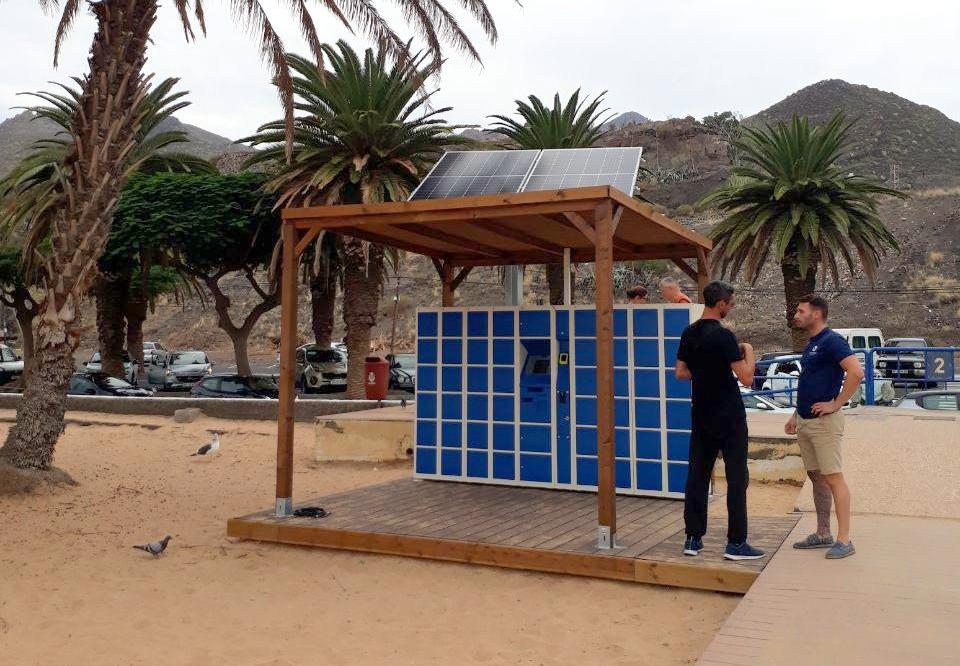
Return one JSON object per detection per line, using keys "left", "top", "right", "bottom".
{"left": 0, "top": 111, "right": 245, "bottom": 177}
{"left": 748, "top": 79, "right": 960, "bottom": 183}
{"left": 56, "top": 80, "right": 960, "bottom": 358}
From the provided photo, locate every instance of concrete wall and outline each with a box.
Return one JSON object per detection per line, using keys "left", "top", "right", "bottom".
{"left": 0, "top": 393, "right": 401, "bottom": 423}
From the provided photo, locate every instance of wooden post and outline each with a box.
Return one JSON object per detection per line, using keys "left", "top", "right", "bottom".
{"left": 275, "top": 221, "right": 298, "bottom": 516}
{"left": 594, "top": 201, "right": 617, "bottom": 548}
{"left": 696, "top": 248, "right": 710, "bottom": 303}
{"left": 441, "top": 264, "right": 455, "bottom": 307}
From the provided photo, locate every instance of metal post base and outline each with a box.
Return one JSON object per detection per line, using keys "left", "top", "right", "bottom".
{"left": 275, "top": 497, "right": 293, "bottom": 517}
{"left": 597, "top": 526, "right": 623, "bottom": 550}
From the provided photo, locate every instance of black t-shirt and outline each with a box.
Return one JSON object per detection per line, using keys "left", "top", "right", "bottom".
{"left": 676, "top": 319, "right": 745, "bottom": 431}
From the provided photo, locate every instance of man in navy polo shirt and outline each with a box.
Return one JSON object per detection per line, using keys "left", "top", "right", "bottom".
{"left": 785, "top": 295, "right": 864, "bottom": 559}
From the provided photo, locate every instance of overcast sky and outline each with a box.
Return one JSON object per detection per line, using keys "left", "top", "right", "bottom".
{"left": 2, "top": 1, "right": 959, "bottom": 140}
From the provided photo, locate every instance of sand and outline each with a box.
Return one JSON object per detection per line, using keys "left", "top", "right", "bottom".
{"left": 0, "top": 410, "right": 798, "bottom": 666}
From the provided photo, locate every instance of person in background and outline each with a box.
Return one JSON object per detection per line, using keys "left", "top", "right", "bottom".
{"left": 626, "top": 285, "right": 648, "bottom": 304}
{"left": 675, "top": 281, "right": 764, "bottom": 561}
{"left": 659, "top": 276, "right": 692, "bottom": 304}
{"left": 786, "top": 295, "right": 863, "bottom": 559}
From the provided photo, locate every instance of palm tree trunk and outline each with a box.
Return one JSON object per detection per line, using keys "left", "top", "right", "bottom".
{"left": 343, "top": 239, "right": 384, "bottom": 399}
{"left": 14, "top": 294, "right": 36, "bottom": 372}
{"left": 0, "top": 0, "right": 157, "bottom": 471}
{"left": 95, "top": 270, "right": 130, "bottom": 379}
{"left": 310, "top": 272, "right": 336, "bottom": 348}
{"left": 546, "top": 264, "right": 576, "bottom": 305}
{"left": 125, "top": 261, "right": 149, "bottom": 382}
{"left": 781, "top": 252, "right": 818, "bottom": 352}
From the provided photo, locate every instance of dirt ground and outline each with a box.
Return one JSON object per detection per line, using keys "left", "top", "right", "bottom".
{"left": 0, "top": 411, "right": 799, "bottom": 666}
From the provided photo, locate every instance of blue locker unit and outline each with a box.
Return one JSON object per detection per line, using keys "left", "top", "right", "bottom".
{"left": 414, "top": 304, "right": 701, "bottom": 499}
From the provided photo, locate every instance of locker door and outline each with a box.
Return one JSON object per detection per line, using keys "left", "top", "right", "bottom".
{"left": 555, "top": 339, "right": 571, "bottom": 485}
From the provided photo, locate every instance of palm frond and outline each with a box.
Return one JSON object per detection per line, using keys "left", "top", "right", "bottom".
{"left": 698, "top": 111, "right": 906, "bottom": 287}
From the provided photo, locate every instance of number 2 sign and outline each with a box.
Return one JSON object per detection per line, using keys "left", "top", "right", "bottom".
{"left": 925, "top": 351, "right": 955, "bottom": 381}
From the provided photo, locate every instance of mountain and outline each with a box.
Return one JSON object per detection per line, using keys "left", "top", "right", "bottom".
{"left": 0, "top": 110, "right": 245, "bottom": 177}
{"left": 603, "top": 111, "right": 651, "bottom": 129}
{"left": 748, "top": 79, "right": 960, "bottom": 182}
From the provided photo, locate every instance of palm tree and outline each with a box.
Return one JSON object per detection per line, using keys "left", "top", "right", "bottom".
{"left": 488, "top": 90, "right": 612, "bottom": 304}
{"left": 0, "top": 77, "right": 215, "bottom": 380}
{"left": 244, "top": 42, "right": 462, "bottom": 397}
{"left": 2, "top": 0, "right": 498, "bottom": 477}
{"left": 698, "top": 113, "right": 906, "bottom": 350}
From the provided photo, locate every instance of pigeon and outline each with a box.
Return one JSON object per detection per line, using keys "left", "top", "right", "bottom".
{"left": 191, "top": 432, "right": 220, "bottom": 457}
{"left": 133, "top": 535, "right": 172, "bottom": 558}
{"left": 400, "top": 398, "right": 407, "bottom": 409}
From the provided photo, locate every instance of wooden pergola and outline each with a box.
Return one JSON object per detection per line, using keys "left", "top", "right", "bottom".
{"left": 275, "top": 185, "right": 712, "bottom": 548}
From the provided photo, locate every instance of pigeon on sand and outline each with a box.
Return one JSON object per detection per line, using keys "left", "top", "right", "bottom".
{"left": 133, "top": 535, "right": 172, "bottom": 558}
{"left": 191, "top": 432, "right": 220, "bottom": 457}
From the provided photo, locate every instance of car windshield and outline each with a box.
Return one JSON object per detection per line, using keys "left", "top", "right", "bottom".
{"left": 89, "top": 351, "right": 131, "bottom": 363}
{"left": 890, "top": 339, "right": 925, "bottom": 348}
{"left": 305, "top": 348, "right": 342, "bottom": 363}
{"left": 169, "top": 352, "right": 207, "bottom": 365}
{"left": 392, "top": 354, "right": 415, "bottom": 369}
{"left": 248, "top": 376, "right": 279, "bottom": 391}
{"left": 91, "top": 374, "right": 134, "bottom": 390}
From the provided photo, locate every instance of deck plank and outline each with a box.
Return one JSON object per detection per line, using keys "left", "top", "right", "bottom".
{"left": 228, "top": 478, "right": 798, "bottom": 594}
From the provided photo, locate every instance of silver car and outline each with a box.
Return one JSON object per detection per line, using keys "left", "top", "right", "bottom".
{"left": 147, "top": 350, "right": 214, "bottom": 389}
{"left": 84, "top": 351, "right": 137, "bottom": 383}
{"left": 296, "top": 345, "right": 347, "bottom": 392}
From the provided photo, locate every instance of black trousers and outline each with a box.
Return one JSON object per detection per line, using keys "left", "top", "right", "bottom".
{"left": 684, "top": 417, "right": 749, "bottom": 544}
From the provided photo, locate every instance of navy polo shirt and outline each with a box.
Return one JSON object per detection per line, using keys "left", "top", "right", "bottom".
{"left": 797, "top": 328, "right": 854, "bottom": 419}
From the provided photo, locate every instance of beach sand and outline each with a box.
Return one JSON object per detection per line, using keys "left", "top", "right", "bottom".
{"left": 0, "top": 410, "right": 797, "bottom": 665}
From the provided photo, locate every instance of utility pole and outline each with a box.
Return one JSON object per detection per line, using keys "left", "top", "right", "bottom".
{"left": 388, "top": 273, "right": 401, "bottom": 357}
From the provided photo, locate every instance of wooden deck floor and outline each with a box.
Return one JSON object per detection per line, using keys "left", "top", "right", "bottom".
{"left": 697, "top": 513, "right": 960, "bottom": 665}
{"left": 228, "top": 478, "right": 798, "bottom": 594}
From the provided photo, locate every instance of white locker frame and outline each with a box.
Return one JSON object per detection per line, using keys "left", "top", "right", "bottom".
{"left": 414, "top": 303, "right": 702, "bottom": 499}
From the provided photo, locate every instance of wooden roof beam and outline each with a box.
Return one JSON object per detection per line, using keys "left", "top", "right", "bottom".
{"left": 349, "top": 227, "right": 453, "bottom": 258}
{"left": 401, "top": 223, "right": 505, "bottom": 258}
{"left": 289, "top": 198, "right": 601, "bottom": 230}
{"left": 472, "top": 219, "right": 566, "bottom": 256}
{"left": 561, "top": 211, "right": 597, "bottom": 245}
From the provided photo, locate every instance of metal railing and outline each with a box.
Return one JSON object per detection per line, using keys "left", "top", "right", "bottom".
{"left": 743, "top": 347, "right": 960, "bottom": 408}
{"left": 864, "top": 347, "right": 960, "bottom": 405}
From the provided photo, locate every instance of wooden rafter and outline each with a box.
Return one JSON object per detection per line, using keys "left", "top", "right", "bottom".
{"left": 561, "top": 211, "right": 597, "bottom": 245}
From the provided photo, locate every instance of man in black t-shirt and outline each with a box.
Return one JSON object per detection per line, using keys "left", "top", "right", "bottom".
{"left": 675, "top": 281, "right": 765, "bottom": 561}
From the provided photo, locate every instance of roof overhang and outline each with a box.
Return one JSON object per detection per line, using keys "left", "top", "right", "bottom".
{"left": 282, "top": 186, "right": 711, "bottom": 267}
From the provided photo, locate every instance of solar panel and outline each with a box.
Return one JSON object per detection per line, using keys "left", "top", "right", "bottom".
{"left": 408, "top": 150, "right": 540, "bottom": 200}
{"left": 521, "top": 147, "right": 643, "bottom": 196}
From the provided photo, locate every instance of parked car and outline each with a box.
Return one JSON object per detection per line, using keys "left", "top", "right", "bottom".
{"left": 833, "top": 327, "right": 884, "bottom": 352}
{"left": 893, "top": 389, "right": 959, "bottom": 411}
{"left": 68, "top": 372, "right": 154, "bottom": 397}
{"left": 295, "top": 345, "right": 347, "bottom": 392}
{"left": 740, "top": 387, "right": 793, "bottom": 413}
{"left": 142, "top": 341, "right": 166, "bottom": 365}
{"left": 387, "top": 353, "right": 415, "bottom": 392}
{"left": 877, "top": 337, "right": 931, "bottom": 386}
{"left": 147, "top": 350, "right": 213, "bottom": 389}
{"left": 760, "top": 355, "right": 894, "bottom": 406}
{"left": 752, "top": 351, "right": 796, "bottom": 390}
{"left": 0, "top": 344, "right": 24, "bottom": 384}
{"left": 190, "top": 374, "right": 280, "bottom": 399}
{"left": 83, "top": 351, "right": 137, "bottom": 383}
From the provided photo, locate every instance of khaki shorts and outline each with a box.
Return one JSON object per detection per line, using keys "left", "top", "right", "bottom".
{"left": 796, "top": 410, "right": 844, "bottom": 475}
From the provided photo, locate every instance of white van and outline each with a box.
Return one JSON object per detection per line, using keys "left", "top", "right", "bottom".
{"left": 833, "top": 328, "right": 884, "bottom": 351}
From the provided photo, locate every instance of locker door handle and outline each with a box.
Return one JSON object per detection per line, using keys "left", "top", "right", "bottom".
{"left": 557, "top": 390, "right": 568, "bottom": 404}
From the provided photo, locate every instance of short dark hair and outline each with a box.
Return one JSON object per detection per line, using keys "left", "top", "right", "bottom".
{"left": 703, "top": 280, "right": 735, "bottom": 307}
{"left": 626, "top": 285, "right": 648, "bottom": 299}
{"left": 799, "top": 294, "right": 829, "bottom": 319}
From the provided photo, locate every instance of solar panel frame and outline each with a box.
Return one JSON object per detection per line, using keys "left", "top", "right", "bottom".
{"left": 520, "top": 146, "right": 643, "bottom": 196}
{"left": 408, "top": 150, "right": 541, "bottom": 201}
